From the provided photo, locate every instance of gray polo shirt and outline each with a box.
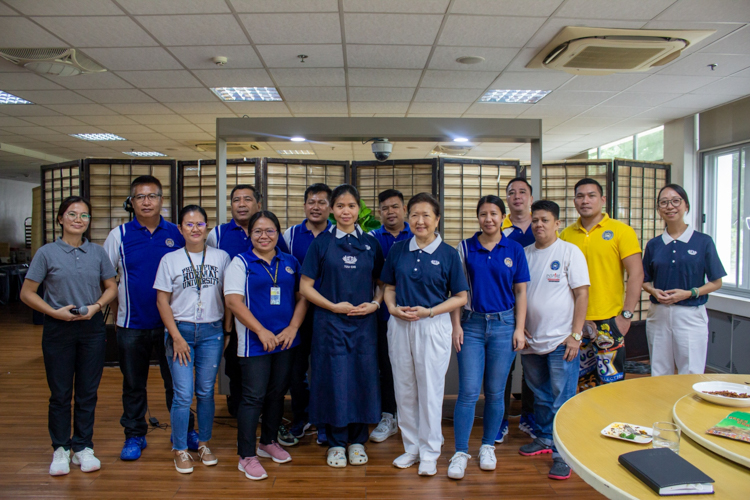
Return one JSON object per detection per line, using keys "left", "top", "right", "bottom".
{"left": 26, "top": 238, "right": 117, "bottom": 310}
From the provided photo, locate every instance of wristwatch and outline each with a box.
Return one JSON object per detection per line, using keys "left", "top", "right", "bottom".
{"left": 621, "top": 310, "right": 633, "bottom": 320}
{"left": 570, "top": 332, "right": 582, "bottom": 342}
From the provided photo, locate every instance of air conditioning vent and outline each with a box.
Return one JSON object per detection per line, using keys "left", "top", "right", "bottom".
{"left": 527, "top": 27, "right": 714, "bottom": 75}
{"left": 432, "top": 144, "right": 472, "bottom": 156}
{"left": 0, "top": 48, "right": 106, "bottom": 76}
{"left": 195, "top": 142, "right": 264, "bottom": 154}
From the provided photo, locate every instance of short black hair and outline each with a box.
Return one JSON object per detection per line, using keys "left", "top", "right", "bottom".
{"left": 407, "top": 192, "right": 440, "bottom": 218}
{"left": 248, "top": 210, "right": 281, "bottom": 234}
{"left": 531, "top": 200, "right": 560, "bottom": 220}
{"left": 57, "top": 196, "right": 92, "bottom": 228}
{"left": 657, "top": 183, "right": 690, "bottom": 212}
{"left": 574, "top": 178, "right": 604, "bottom": 196}
{"left": 476, "top": 195, "right": 506, "bottom": 217}
{"left": 378, "top": 189, "right": 404, "bottom": 205}
{"left": 230, "top": 184, "right": 261, "bottom": 202}
{"left": 304, "top": 183, "right": 332, "bottom": 203}
{"left": 506, "top": 177, "right": 533, "bottom": 195}
{"left": 331, "top": 184, "right": 360, "bottom": 206}
{"left": 178, "top": 204, "right": 208, "bottom": 225}
{"left": 130, "top": 175, "right": 162, "bottom": 196}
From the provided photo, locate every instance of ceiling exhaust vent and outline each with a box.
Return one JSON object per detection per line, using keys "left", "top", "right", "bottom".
{"left": 0, "top": 48, "right": 106, "bottom": 76}
{"left": 527, "top": 27, "right": 714, "bottom": 75}
{"left": 195, "top": 142, "right": 264, "bottom": 154}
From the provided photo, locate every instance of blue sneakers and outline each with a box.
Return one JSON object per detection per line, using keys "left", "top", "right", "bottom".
{"left": 494, "top": 419, "right": 509, "bottom": 443}
{"left": 316, "top": 426, "right": 328, "bottom": 445}
{"left": 187, "top": 430, "right": 200, "bottom": 452}
{"left": 120, "top": 436, "right": 147, "bottom": 461}
{"left": 290, "top": 420, "right": 311, "bottom": 439}
{"left": 519, "top": 414, "right": 538, "bottom": 439}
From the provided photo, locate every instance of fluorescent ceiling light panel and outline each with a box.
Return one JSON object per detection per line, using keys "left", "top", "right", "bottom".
{"left": 453, "top": 137, "right": 469, "bottom": 142}
{"left": 276, "top": 150, "right": 314, "bottom": 155}
{"left": 123, "top": 151, "right": 167, "bottom": 157}
{"left": 71, "top": 133, "right": 127, "bottom": 141}
{"left": 290, "top": 136, "right": 306, "bottom": 142}
{"left": 211, "top": 87, "right": 282, "bottom": 102}
{"left": 0, "top": 90, "right": 34, "bottom": 105}
{"left": 480, "top": 89, "right": 551, "bottom": 104}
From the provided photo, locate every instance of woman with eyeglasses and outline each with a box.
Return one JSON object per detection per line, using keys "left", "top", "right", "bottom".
{"left": 224, "top": 211, "right": 308, "bottom": 481}
{"left": 642, "top": 184, "right": 726, "bottom": 376}
{"left": 21, "top": 196, "right": 118, "bottom": 476}
{"left": 154, "top": 205, "right": 231, "bottom": 474}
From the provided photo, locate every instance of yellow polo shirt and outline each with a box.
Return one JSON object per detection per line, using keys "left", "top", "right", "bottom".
{"left": 559, "top": 214, "right": 641, "bottom": 320}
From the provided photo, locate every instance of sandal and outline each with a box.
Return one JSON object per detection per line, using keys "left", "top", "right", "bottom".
{"left": 327, "top": 446, "right": 347, "bottom": 468}
{"left": 348, "top": 444, "right": 368, "bottom": 465}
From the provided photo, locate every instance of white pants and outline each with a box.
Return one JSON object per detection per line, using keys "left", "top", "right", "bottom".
{"left": 388, "top": 313, "right": 452, "bottom": 462}
{"left": 646, "top": 303, "right": 709, "bottom": 377}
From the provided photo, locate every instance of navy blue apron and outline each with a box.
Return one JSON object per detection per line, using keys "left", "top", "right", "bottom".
{"left": 309, "top": 227, "right": 382, "bottom": 427}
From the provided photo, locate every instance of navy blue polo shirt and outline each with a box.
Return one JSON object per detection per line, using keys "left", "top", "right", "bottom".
{"left": 502, "top": 217, "right": 535, "bottom": 248}
{"left": 104, "top": 216, "right": 185, "bottom": 329}
{"left": 369, "top": 222, "right": 413, "bottom": 258}
{"left": 458, "top": 232, "right": 530, "bottom": 313}
{"left": 224, "top": 250, "right": 301, "bottom": 357}
{"left": 642, "top": 226, "right": 726, "bottom": 307}
{"left": 283, "top": 218, "right": 332, "bottom": 265}
{"left": 207, "top": 218, "right": 288, "bottom": 259}
{"left": 380, "top": 235, "right": 468, "bottom": 309}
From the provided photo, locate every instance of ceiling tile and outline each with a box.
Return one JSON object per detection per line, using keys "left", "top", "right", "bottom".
{"left": 627, "top": 75, "right": 722, "bottom": 93}
{"left": 525, "top": 18, "right": 647, "bottom": 49}
{"left": 169, "top": 45, "right": 263, "bottom": 69}
{"left": 84, "top": 48, "right": 183, "bottom": 71}
{"left": 344, "top": 0, "right": 449, "bottom": 13}
{"left": 502, "top": 48, "right": 541, "bottom": 73}
{"left": 344, "top": 14, "right": 443, "bottom": 45}
{"left": 148, "top": 124, "right": 204, "bottom": 134}
{"left": 77, "top": 89, "right": 155, "bottom": 103}
{"left": 349, "top": 87, "right": 414, "bottom": 101}
{"left": 12, "top": 90, "right": 93, "bottom": 105}
{"left": 0, "top": 116, "right": 35, "bottom": 126}
{"left": 222, "top": 101, "right": 289, "bottom": 114}
{"left": 629, "top": 107, "right": 695, "bottom": 122}
{"left": 0, "top": 105, "right": 61, "bottom": 116}
{"left": 163, "top": 132, "right": 214, "bottom": 140}
{"left": 118, "top": 0, "right": 231, "bottom": 14}
{"left": 184, "top": 114, "right": 235, "bottom": 124}
{"left": 0, "top": 17, "right": 67, "bottom": 47}
{"left": 518, "top": 104, "right": 591, "bottom": 118}
{"left": 238, "top": 13, "right": 342, "bottom": 44}
{"left": 100, "top": 124, "right": 155, "bottom": 134}
{"left": 439, "top": 15, "right": 546, "bottom": 47}
{"left": 105, "top": 103, "right": 175, "bottom": 114}
{"left": 578, "top": 105, "right": 652, "bottom": 119}
{"left": 167, "top": 103, "right": 233, "bottom": 114}
{"left": 414, "top": 88, "right": 482, "bottom": 102}
{"left": 700, "top": 26, "right": 750, "bottom": 55}
{"left": 32, "top": 16, "right": 157, "bottom": 48}
{"left": 127, "top": 114, "right": 189, "bottom": 125}
{"left": 642, "top": 22, "right": 744, "bottom": 56}
{"left": 111, "top": 132, "right": 170, "bottom": 140}
{"left": 601, "top": 92, "right": 679, "bottom": 107}
{"left": 136, "top": 14, "right": 248, "bottom": 46}
{"left": 451, "top": 0, "right": 563, "bottom": 16}
{"left": 555, "top": 0, "right": 676, "bottom": 20}
{"left": 347, "top": 45, "right": 432, "bottom": 68}
{"left": 347, "top": 69, "right": 422, "bottom": 87}
{"left": 489, "top": 71, "right": 573, "bottom": 90}
{"left": 257, "top": 44, "right": 344, "bottom": 68}
{"left": 348, "top": 102, "right": 410, "bottom": 113}
{"left": 47, "top": 71, "right": 134, "bottom": 90}
{"left": 230, "top": 0, "right": 338, "bottom": 12}
{"left": 559, "top": 73, "right": 649, "bottom": 92}
{"left": 76, "top": 115, "right": 139, "bottom": 125}
{"left": 0, "top": 73, "right": 65, "bottom": 91}
{"left": 115, "top": 70, "right": 204, "bottom": 89}
{"left": 409, "top": 102, "right": 471, "bottom": 114}
{"left": 21, "top": 116, "right": 87, "bottom": 126}
{"left": 279, "top": 87, "right": 347, "bottom": 101}
{"left": 657, "top": 53, "right": 750, "bottom": 77}
{"left": 429, "top": 46, "right": 518, "bottom": 71}
{"left": 537, "top": 91, "right": 617, "bottom": 106}
{"left": 0, "top": 125, "right": 58, "bottom": 135}
{"left": 270, "top": 68, "right": 345, "bottom": 86}
{"left": 192, "top": 69, "right": 274, "bottom": 87}
{"left": 0, "top": 58, "right": 26, "bottom": 73}
{"left": 656, "top": 0, "right": 750, "bottom": 23}
{"left": 288, "top": 102, "right": 348, "bottom": 113}
{"left": 656, "top": 93, "right": 739, "bottom": 110}
{"left": 420, "top": 70, "right": 499, "bottom": 89}
{"left": 690, "top": 77, "right": 750, "bottom": 96}
{"left": 142, "top": 88, "right": 220, "bottom": 102}
{"left": 464, "top": 103, "right": 531, "bottom": 116}
{"left": 43, "top": 104, "right": 116, "bottom": 115}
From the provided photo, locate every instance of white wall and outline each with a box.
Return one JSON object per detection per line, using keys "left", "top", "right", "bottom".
{"left": 0, "top": 179, "right": 37, "bottom": 247}
{"left": 663, "top": 115, "right": 698, "bottom": 226}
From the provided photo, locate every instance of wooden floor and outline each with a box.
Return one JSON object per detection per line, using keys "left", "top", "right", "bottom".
{"left": 0, "top": 302, "right": 604, "bottom": 499}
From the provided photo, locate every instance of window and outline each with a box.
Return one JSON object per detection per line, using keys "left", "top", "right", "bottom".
{"left": 599, "top": 136, "right": 634, "bottom": 160}
{"left": 703, "top": 144, "right": 749, "bottom": 296}
{"left": 586, "top": 126, "right": 664, "bottom": 162}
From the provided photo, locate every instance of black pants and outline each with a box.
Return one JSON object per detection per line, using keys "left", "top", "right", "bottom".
{"left": 289, "top": 308, "right": 314, "bottom": 424}
{"left": 116, "top": 326, "right": 194, "bottom": 439}
{"left": 237, "top": 348, "right": 294, "bottom": 458}
{"left": 224, "top": 326, "right": 242, "bottom": 415}
{"left": 376, "top": 318, "right": 397, "bottom": 415}
{"left": 42, "top": 313, "right": 106, "bottom": 452}
{"left": 326, "top": 423, "right": 369, "bottom": 448}
{"left": 503, "top": 356, "right": 535, "bottom": 420}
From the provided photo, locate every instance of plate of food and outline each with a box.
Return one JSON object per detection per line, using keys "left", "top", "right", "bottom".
{"left": 693, "top": 381, "right": 750, "bottom": 407}
{"left": 601, "top": 422, "right": 653, "bottom": 444}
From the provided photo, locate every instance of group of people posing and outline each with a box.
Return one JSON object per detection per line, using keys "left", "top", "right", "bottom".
{"left": 21, "top": 173, "right": 725, "bottom": 482}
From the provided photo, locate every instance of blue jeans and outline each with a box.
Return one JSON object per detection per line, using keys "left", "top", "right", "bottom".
{"left": 521, "top": 343, "right": 579, "bottom": 458}
{"left": 166, "top": 320, "right": 224, "bottom": 451}
{"left": 453, "top": 310, "right": 516, "bottom": 452}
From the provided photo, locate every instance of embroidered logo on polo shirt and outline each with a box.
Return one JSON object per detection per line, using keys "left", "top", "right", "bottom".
{"left": 602, "top": 230, "right": 614, "bottom": 240}
{"left": 504, "top": 258, "right": 513, "bottom": 267}
{"left": 431, "top": 260, "right": 440, "bottom": 265}
{"left": 343, "top": 256, "right": 357, "bottom": 264}
{"left": 688, "top": 250, "right": 697, "bottom": 255}
{"left": 365, "top": 245, "right": 371, "bottom": 250}
{"left": 551, "top": 260, "right": 560, "bottom": 270}
{"left": 165, "top": 238, "right": 175, "bottom": 247}
{"left": 285, "top": 266, "right": 294, "bottom": 274}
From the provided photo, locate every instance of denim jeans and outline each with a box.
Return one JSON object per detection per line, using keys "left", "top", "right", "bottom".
{"left": 521, "top": 343, "right": 579, "bottom": 458}
{"left": 166, "top": 320, "right": 224, "bottom": 451}
{"left": 453, "top": 309, "right": 516, "bottom": 452}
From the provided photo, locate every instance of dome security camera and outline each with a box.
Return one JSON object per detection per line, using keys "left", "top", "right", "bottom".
{"left": 371, "top": 138, "right": 392, "bottom": 162}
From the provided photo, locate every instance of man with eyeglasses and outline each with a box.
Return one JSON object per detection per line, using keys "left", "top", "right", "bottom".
{"left": 104, "top": 175, "right": 196, "bottom": 461}
{"left": 206, "top": 185, "right": 288, "bottom": 417}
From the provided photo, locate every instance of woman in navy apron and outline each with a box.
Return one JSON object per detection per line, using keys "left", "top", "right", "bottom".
{"left": 300, "top": 184, "right": 384, "bottom": 468}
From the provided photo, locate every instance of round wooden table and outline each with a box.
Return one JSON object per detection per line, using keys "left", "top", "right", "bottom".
{"left": 554, "top": 374, "right": 750, "bottom": 500}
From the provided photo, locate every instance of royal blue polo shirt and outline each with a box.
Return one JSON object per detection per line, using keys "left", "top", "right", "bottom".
{"left": 369, "top": 222, "right": 413, "bottom": 258}
{"left": 642, "top": 226, "right": 726, "bottom": 307}
{"left": 207, "top": 218, "right": 288, "bottom": 259}
{"left": 380, "top": 235, "right": 468, "bottom": 309}
{"left": 283, "top": 218, "right": 332, "bottom": 265}
{"left": 224, "top": 250, "right": 301, "bottom": 357}
{"left": 458, "top": 232, "right": 530, "bottom": 313}
{"left": 104, "top": 216, "right": 185, "bottom": 329}
{"left": 502, "top": 217, "right": 535, "bottom": 248}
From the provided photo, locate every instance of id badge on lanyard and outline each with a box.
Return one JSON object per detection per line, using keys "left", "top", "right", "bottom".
{"left": 195, "top": 302, "right": 205, "bottom": 321}
{"left": 185, "top": 247, "right": 207, "bottom": 321}
{"left": 270, "top": 287, "right": 281, "bottom": 305}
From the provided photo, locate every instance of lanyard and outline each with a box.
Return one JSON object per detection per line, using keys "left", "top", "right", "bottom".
{"left": 259, "top": 258, "right": 279, "bottom": 286}
{"left": 185, "top": 246, "right": 207, "bottom": 296}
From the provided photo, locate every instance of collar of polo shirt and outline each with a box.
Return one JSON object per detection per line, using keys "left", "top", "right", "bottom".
{"left": 470, "top": 231, "right": 507, "bottom": 252}
{"left": 333, "top": 224, "right": 363, "bottom": 239}
{"left": 301, "top": 218, "right": 332, "bottom": 234}
{"left": 56, "top": 237, "right": 90, "bottom": 253}
{"left": 133, "top": 215, "right": 169, "bottom": 231}
{"left": 408, "top": 234, "right": 442, "bottom": 254}
{"left": 574, "top": 213, "right": 611, "bottom": 232}
{"left": 661, "top": 225, "right": 694, "bottom": 245}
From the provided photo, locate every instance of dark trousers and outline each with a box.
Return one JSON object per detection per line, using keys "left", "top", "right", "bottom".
{"left": 289, "top": 309, "right": 314, "bottom": 424}
{"left": 376, "top": 318, "right": 397, "bottom": 415}
{"left": 326, "top": 423, "right": 369, "bottom": 448}
{"left": 237, "top": 348, "right": 294, "bottom": 458}
{"left": 503, "top": 356, "right": 535, "bottom": 420}
{"left": 42, "top": 313, "right": 106, "bottom": 452}
{"left": 117, "top": 326, "right": 194, "bottom": 439}
{"left": 224, "top": 326, "right": 242, "bottom": 415}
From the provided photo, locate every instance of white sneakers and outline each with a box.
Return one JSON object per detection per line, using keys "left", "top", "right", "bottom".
{"left": 417, "top": 460, "right": 437, "bottom": 476}
{"left": 72, "top": 448, "right": 101, "bottom": 472}
{"left": 478, "top": 444, "right": 496, "bottom": 471}
{"left": 50, "top": 447, "right": 71, "bottom": 476}
{"left": 392, "top": 452, "right": 419, "bottom": 469}
{"left": 447, "top": 452, "right": 470, "bottom": 479}
{"left": 369, "top": 412, "right": 398, "bottom": 443}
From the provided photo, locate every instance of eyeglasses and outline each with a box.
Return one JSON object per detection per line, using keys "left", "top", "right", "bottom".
{"left": 252, "top": 229, "right": 277, "bottom": 237}
{"left": 133, "top": 193, "right": 162, "bottom": 203}
{"left": 183, "top": 222, "right": 207, "bottom": 229}
{"left": 65, "top": 212, "right": 91, "bottom": 221}
{"left": 658, "top": 198, "right": 683, "bottom": 208}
